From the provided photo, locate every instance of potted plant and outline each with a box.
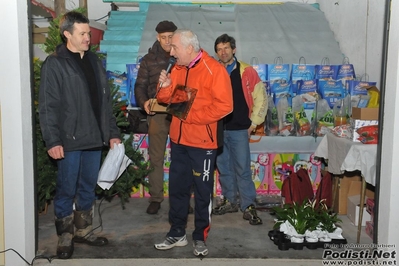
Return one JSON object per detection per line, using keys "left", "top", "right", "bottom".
{"left": 272, "top": 199, "right": 343, "bottom": 243}
{"left": 314, "top": 200, "right": 343, "bottom": 242}
{"left": 273, "top": 200, "right": 319, "bottom": 243}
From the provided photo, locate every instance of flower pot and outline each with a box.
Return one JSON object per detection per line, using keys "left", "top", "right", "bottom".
{"left": 305, "top": 229, "right": 320, "bottom": 243}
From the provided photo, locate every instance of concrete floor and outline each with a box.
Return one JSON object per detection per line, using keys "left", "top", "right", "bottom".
{"left": 34, "top": 197, "right": 372, "bottom": 265}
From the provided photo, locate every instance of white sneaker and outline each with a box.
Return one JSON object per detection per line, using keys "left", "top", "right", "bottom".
{"left": 154, "top": 235, "right": 188, "bottom": 250}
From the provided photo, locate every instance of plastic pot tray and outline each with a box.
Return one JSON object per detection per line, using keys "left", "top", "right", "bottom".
{"left": 268, "top": 229, "right": 347, "bottom": 250}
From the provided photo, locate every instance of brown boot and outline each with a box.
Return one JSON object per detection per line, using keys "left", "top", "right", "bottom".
{"left": 73, "top": 210, "right": 108, "bottom": 246}
{"left": 55, "top": 214, "right": 74, "bottom": 259}
{"left": 146, "top": 202, "right": 161, "bottom": 214}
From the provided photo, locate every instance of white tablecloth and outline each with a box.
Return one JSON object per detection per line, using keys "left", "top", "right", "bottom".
{"left": 249, "top": 136, "right": 322, "bottom": 154}
{"left": 314, "top": 133, "right": 377, "bottom": 186}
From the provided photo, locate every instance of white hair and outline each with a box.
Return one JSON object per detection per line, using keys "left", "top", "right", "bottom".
{"left": 174, "top": 29, "right": 201, "bottom": 52}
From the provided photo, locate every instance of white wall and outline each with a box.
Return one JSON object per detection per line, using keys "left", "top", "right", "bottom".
{"left": 0, "top": 1, "right": 35, "bottom": 266}
{"left": 318, "top": 0, "right": 385, "bottom": 87}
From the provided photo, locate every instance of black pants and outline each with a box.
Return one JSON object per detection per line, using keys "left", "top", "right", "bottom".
{"left": 167, "top": 142, "right": 216, "bottom": 242}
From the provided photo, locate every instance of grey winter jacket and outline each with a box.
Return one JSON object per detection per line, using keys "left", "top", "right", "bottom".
{"left": 134, "top": 41, "right": 172, "bottom": 108}
{"left": 39, "top": 44, "right": 120, "bottom": 152}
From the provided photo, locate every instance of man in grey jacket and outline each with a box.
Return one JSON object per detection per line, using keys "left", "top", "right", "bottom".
{"left": 39, "top": 11, "right": 121, "bottom": 259}
{"left": 134, "top": 21, "right": 178, "bottom": 214}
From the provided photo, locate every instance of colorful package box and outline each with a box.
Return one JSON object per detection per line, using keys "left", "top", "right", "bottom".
{"left": 348, "top": 119, "right": 378, "bottom": 142}
{"left": 251, "top": 153, "right": 270, "bottom": 194}
{"left": 131, "top": 134, "right": 322, "bottom": 197}
{"left": 269, "top": 153, "right": 321, "bottom": 195}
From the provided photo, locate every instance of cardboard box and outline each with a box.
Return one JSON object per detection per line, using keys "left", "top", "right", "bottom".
{"left": 333, "top": 176, "right": 375, "bottom": 214}
{"left": 352, "top": 107, "right": 379, "bottom": 120}
{"left": 347, "top": 194, "right": 372, "bottom": 226}
{"left": 333, "top": 175, "right": 361, "bottom": 214}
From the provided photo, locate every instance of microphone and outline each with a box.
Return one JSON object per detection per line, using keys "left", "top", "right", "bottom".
{"left": 159, "top": 57, "right": 176, "bottom": 89}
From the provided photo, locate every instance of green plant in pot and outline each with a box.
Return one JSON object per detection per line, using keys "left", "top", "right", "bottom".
{"left": 273, "top": 200, "right": 319, "bottom": 243}
{"left": 273, "top": 199, "right": 343, "bottom": 243}
{"left": 313, "top": 200, "right": 343, "bottom": 242}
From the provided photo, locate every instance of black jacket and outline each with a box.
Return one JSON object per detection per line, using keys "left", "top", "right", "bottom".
{"left": 134, "top": 41, "right": 171, "bottom": 108}
{"left": 39, "top": 44, "right": 120, "bottom": 151}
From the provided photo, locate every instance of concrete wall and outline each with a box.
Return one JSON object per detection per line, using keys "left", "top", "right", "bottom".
{"left": 318, "top": 0, "right": 385, "bottom": 87}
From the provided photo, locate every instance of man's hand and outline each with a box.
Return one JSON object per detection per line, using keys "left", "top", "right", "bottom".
{"left": 248, "top": 125, "right": 256, "bottom": 137}
{"left": 158, "top": 69, "right": 172, "bottom": 88}
{"left": 48, "top": 145, "right": 64, "bottom": 159}
{"left": 144, "top": 99, "right": 156, "bottom": 115}
{"left": 109, "top": 138, "right": 122, "bottom": 149}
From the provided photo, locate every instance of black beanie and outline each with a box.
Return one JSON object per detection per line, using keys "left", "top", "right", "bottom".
{"left": 155, "top": 21, "right": 177, "bottom": 33}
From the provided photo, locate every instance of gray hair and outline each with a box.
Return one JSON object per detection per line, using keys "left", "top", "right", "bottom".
{"left": 174, "top": 29, "right": 201, "bottom": 52}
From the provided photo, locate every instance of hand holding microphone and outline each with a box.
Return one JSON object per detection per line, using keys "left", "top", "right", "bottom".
{"left": 151, "top": 57, "right": 176, "bottom": 114}
{"left": 158, "top": 57, "right": 176, "bottom": 89}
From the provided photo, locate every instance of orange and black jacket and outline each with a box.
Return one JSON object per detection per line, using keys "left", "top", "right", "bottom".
{"left": 157, "top": 50, "right": 233, "bottom": 149}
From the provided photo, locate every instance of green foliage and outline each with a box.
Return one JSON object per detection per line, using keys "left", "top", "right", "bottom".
{"left": 95, "top": 84, "right": 151, "bottom": 209}
{"left": 34, "top": 57, "right": 57, "bottom": 211}
{"left": 272, "top": 199, "right": 341, "bottom": 234}
{"left": 315, "top": 201, "right": 342, "bottom": 233}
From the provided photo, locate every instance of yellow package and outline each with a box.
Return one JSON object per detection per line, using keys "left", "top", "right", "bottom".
{"left": 368, "top": 89, "right": 379, "bottom": 107}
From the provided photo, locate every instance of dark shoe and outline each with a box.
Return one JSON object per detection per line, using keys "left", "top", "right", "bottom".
{"left": 147, "top": 202, "right": 161, "bottom": 214}
{"left": 243, "top": 204, "right": 263, "bottom": 225}
{"left": 55, "top": 214, "right": 74, "bottom": 259}
{"left": 193, "top": 240, "right": 208, "bottom": 256}
{"left": 213, "top": 198, "right": 238, "bottom": 215}
{"left": 188, "top": 204, "right": 194, "bottom": 214}
{"left": 56, "top": 238, "right": 74, "bottom": 259}
{"left": 73, "top": 235, "right": 108, "bottom": 246}
{"left": 73, "top": 209, "right": 108, "bottom": 246}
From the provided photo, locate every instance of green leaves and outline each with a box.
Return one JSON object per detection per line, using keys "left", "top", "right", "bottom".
{"left": 273, "top": 199, "right": 342, "bottom": 234}
{"left": 94, "top": 83, "right": 152, "bottom": 209}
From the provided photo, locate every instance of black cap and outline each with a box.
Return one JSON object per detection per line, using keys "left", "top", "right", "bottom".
{"left": 155, "top": 21, "right": 177, "bottom": 33}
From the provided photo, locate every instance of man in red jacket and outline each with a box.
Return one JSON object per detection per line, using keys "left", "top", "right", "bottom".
{"left": 154, "top": 29, "right": 233, "bottom": 257}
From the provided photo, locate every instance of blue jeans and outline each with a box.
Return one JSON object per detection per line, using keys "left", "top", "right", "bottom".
{"left": 54, "top": 150, "right": 102, "bottom": 218}
{"left": 216, "top": 129, "right": 256, "bottom": 211}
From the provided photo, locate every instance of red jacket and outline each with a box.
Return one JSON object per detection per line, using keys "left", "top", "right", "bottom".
{"left": 157, "top": 50, "right": 233, "bottom": 149}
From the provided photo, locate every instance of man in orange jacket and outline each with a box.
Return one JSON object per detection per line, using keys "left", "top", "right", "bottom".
{"left": 154, "top": 29, "right": 233, "bottom": 257}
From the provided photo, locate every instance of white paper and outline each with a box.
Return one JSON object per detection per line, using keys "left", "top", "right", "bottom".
{"left": 97, "top": 144, "right": 132, "bottom": 190}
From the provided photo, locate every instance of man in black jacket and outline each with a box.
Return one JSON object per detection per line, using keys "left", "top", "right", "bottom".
{"left": 134, "top": 21, "right": 178, "bottom": 214}
{"left": 39, "top": 11, "right": 121, "bottom": 259}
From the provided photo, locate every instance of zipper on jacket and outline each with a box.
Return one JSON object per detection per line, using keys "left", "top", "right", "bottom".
{"left": 206, "top": 124, "right": 214, "bottom": 143}
{"left": 177, "top": 61, "right": 215, "bottom": 145}
{"left": 177, "top": 68, "right": 190, "bottom": 144}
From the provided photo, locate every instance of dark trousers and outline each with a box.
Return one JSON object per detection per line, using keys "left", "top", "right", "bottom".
{"left": 167, "top": 142, "right": 216, "bottom": 242}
